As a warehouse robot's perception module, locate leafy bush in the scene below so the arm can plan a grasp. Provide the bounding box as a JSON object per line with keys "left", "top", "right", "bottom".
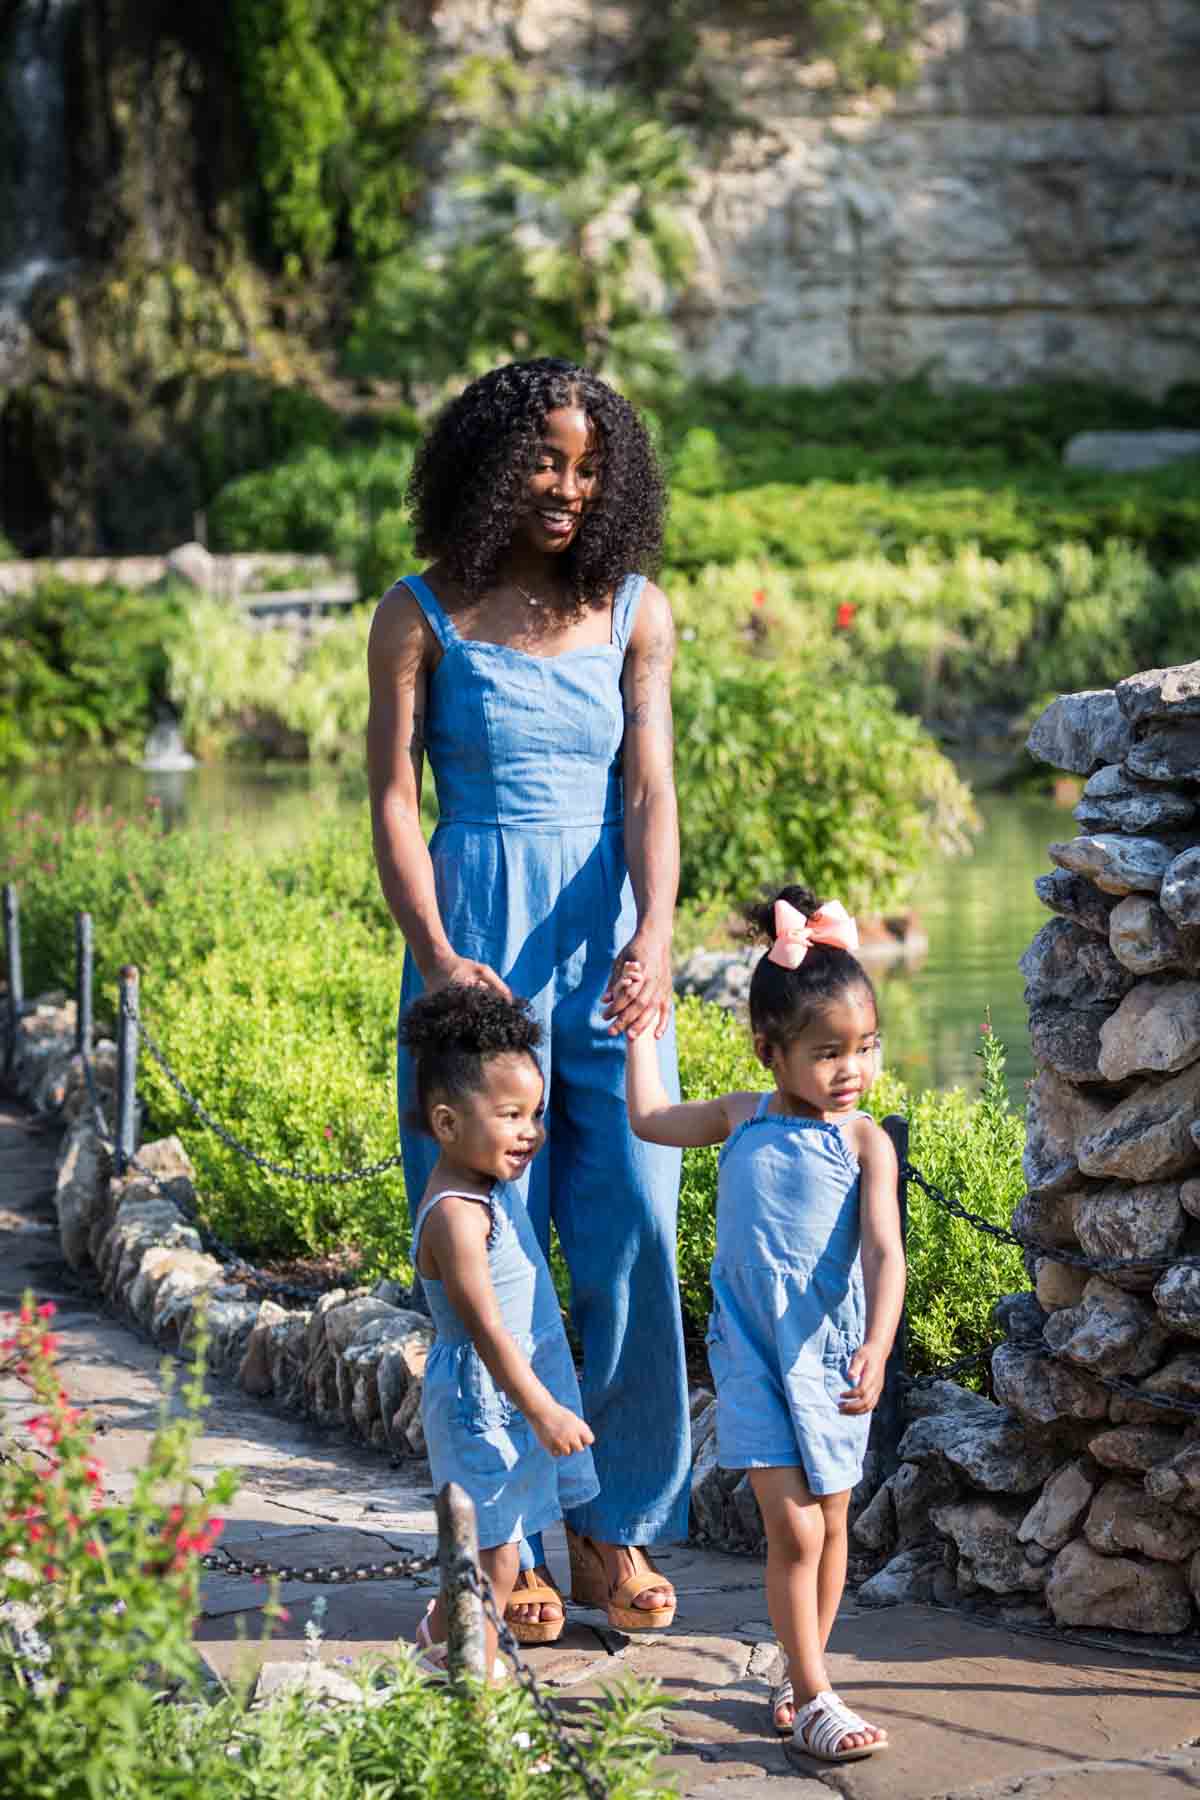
{"left": 208, "top": 440, "right": 416, "bottom": 562}
{"left": 2, "top": 806, "right": 406, "bottom": 1267}
{"left": 672, "top": 654, "right": 977, "bottom": 909}
{"left": 0, "top": 580, "right": 186, "bottom": 767}
{"left": 670, "top": 545, "right": 1200, "bottom": 724}
{"left": 662, "top": 466, "right": 1200, "bottom": 571}
{"left": 0, "top": 1303, "right": 667, "bottom": 1800}
{"left": 167, "top": 600, "right": 376, "bottom": 763}
{"left": 662, "top": 374, "right": 1200, "bottom": 485}
{"left": 674, "top": 998, "right": 1027, "bottom": 1378}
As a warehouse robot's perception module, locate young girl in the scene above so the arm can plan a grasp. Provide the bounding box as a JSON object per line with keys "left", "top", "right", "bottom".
{"left": 399, "top": 982, "right": 598, "bottom": 1677}
{"left": 625, "top": 887, "right": 906, "bottom": 1764}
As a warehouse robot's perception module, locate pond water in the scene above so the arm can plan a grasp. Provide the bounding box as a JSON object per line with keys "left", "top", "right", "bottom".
{"left": 4, "top": 761, "right": 1076, "bottom": 1106}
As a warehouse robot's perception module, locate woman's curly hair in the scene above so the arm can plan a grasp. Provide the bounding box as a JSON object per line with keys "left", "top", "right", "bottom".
{"left": 406, "top": 358, "right": 666, "bottom": 606}
{"left": 399, "top": 983, "right": 543, "bottom": 1131}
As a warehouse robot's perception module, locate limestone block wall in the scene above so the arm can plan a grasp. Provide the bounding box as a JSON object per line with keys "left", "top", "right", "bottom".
{"left": 426, "top": 0, "right": 1200, "bottom": 394}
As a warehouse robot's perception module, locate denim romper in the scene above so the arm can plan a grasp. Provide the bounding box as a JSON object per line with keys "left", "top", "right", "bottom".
{"left": 708, "top": 1096, "right": 870, "bottom": 1494}
{"left": 411, "top": 1183, "right": 598, "bottom": 1551}
{"left": 394, "top": 572, "right": 689, "bottom": 1557}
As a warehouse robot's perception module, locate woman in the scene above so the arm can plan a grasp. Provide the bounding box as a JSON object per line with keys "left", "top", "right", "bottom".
{"left": 366, "top": 358, "right": 689, "bottom": 1640}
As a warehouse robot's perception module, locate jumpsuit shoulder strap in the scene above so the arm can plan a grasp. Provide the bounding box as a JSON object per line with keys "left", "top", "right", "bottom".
{"left": 397, "top": 573, "right": 459, "bottom": 651}
{"left": 611, "top": 572, "right": 648, "bottom": 653}
{"left": 754, "top": 1091, "right": 775, "bottom": 1120}
{"left": 410, "top": 1187, "right": 494, "bottom": 1263}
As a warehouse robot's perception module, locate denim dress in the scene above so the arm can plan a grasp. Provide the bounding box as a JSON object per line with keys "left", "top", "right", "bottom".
{"left": 394, "top": 573, "right": 689, "bottom": 1557}
{"left": 707, "top": 1096, "right": 870, "bottom": 1494}
{"left": 412, "top": 1184, "right": 598, "bottom": 1550}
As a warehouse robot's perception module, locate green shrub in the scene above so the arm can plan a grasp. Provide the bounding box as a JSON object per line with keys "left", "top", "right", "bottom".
{"left": 0, "top": 580, "right": 186, "bottom": 767}
{"left": 668, "top": 545, "right": 1200, "bottom": 724}
{"left": 672, "top": 655, "right": 978, "bottom": 910}
{"left": 167, "top": 600, "right": 377, "bottom": 763}
{"left": 208, "top": 440, "right": 416, "bottom": 562}
{"left": 674, "top": 998, "right": 1027, "bottom": 1378}
{"left": 663, "top": 374, "right": 1200, "bottom": 483}
{"left": 662, "top": 467, "right": 1200, "bottom": 571}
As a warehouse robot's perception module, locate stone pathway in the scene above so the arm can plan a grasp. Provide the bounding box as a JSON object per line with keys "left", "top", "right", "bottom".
{"left": 3, "top": 1095, "right": 1200, "bottom": 1798}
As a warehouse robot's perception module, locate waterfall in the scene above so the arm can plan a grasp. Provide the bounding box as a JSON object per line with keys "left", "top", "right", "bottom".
{"left": 0, "top": 0, "right": 75, "bottom": 356}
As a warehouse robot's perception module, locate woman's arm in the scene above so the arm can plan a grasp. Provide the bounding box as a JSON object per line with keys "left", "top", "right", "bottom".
{"left": 625, "top": 1027, "right": 742, "bottom": 1148}
{"left": 423, "top": 1199, "right": 594, "bottom": 1458}
{"left": 366, "top": 586, "right": 510, "bottom": 996}
{"left": 604, "top": 580, "right": 679, "bottom": 1040}
{"left": 840, "top": 1118, "right": 906, "bottom": 1416}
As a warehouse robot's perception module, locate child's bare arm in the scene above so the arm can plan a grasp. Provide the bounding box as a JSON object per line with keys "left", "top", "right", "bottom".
{"left": 625, "top": 1025, "right": 742, "bottom": 1147}
{"left": 840, "top": 1118, "right": 906, "bottom": 1415}
{"left": 423, "top": 1198, "right": 593, "bottom": 1457}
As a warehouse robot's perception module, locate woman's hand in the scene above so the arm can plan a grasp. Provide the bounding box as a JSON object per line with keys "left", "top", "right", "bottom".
{"left": 423, "top": 951, "right": 512, "bottom": 1000}
{"left": 602, "top": 931, "right": 672, "bottom": 1039}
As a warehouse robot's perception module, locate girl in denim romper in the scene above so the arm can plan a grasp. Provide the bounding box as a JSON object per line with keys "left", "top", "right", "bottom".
{"left": 399, "top": 984, "right": 598, "bottom": 1679}
{"left": 626, "top": 886, "right": 906, "bottom": 1766}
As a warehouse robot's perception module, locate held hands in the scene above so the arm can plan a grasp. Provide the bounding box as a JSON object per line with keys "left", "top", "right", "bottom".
{"left": 602, "top": 933, "right": 672, "bottom": 1040}
{"left": 531, "top": 1401, "right": 595, "bottom": 1459}
{"left": 839, "top": 1342, "right": 889, "bottom": 1415}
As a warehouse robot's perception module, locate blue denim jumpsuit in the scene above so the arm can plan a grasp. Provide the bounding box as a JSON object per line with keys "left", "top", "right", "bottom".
{"left": 395, "top": 572, "right": 689, "bottom": 1564}
{"left": 708, "top": 1096, "right": 870, "bottom": 1494}
{"left": 411, "top": 1183, "right": 598, "bottom": 1549}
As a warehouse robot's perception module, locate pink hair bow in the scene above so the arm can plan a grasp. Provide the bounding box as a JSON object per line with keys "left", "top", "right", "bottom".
{"left": 767, "top": 897, "right": 859, "bottom": 970}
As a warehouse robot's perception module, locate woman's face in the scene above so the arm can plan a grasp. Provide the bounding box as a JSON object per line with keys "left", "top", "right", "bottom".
{"left": 515, "top": 405, "right": 601, "bottom": 556}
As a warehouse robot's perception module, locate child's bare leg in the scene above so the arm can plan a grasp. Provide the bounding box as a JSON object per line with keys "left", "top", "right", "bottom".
{"left": 419, "top": 1541, "right": 519, "bottom": 1684}
{"left": 816, "top": 1489, "right": 851, "bottom": 1651}
{"left": 750, "top": 1469, "right": 884, "bottom": 1751}
{"left": 480, "top": 1542, "right": 520, "bottom": 1681}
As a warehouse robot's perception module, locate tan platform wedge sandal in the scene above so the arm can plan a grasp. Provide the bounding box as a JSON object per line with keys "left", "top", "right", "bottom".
{"left": 565, "top": 1529, "right": 677, "bottom": 1631}
{"left": 504, "top": 1566, "right": 566, "bottom": 1645}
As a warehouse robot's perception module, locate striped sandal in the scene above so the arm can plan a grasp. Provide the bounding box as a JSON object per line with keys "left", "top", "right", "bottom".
{"left": 769, "top": 1678, "right": 795, "bottom": 1735}
{"left": 788, "top": 1689, "right": 888, "bottom": 1764}
{"left": 566, "top": 1530, "right": 677, "bottom": 1631}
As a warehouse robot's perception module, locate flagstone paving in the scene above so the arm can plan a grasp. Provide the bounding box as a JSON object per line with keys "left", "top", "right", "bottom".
{"left": 4, "top": 1096, "right": 1199, "bottom": 1797}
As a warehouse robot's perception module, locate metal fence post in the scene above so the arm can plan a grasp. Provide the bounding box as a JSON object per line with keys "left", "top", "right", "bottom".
{"left": 874, "top": 1113, "right": 910, "bottom": 1476}
{"left": 3, "top": 883, "right": 23, "bottom": 1072}
{"left": 436, "top": 1481, "right": 486, "bottom": 1683}
{"left": 116, "top": 965, "right": 139, "bottom": 1174}
{"left": 75, "top": 911, "right": 93, "bottom": 1059}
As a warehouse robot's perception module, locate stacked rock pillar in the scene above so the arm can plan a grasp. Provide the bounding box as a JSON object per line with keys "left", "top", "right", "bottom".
{"left": 989, "top": 659, "right": 1200, "bottom": 1633}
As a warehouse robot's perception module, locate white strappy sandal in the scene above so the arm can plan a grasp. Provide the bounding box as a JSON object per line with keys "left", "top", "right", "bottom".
{"left": 788, "top": 1688, "right": 888, "bottom": 1763}
{"left": 769, "top": 1678, "right": 795, "bottom": 1735}
{"left": 412, "top": 1598, "right": 507, "bottom": 1684}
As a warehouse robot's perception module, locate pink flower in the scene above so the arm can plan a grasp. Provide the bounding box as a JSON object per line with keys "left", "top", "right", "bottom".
{"left": 324, "top": 1126, "right": 333, "bottom": 1140}
{"left": 36, "top": 1302, "right": 56, "bottom": 1320}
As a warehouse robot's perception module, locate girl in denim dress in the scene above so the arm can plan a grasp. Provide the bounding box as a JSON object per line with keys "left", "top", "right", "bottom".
{"left": 626, "top": 886, "right": 906, "bottom": 1765}
{"left": 399, "top": 984, "right": 598, "bottom": 1679}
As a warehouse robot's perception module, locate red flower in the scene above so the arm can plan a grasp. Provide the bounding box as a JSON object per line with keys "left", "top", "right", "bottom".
{"left": 835, "top": 602, "right": 857, "bottom": 631}
{"left": 36, "top": 1302, "right": 56, "bottom": 1320}
{"left": 84, "top": 1541, "right": 102, "bottom": 1558}
{"left": 752, "top": 588, "right": 766, "bottom": 609}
